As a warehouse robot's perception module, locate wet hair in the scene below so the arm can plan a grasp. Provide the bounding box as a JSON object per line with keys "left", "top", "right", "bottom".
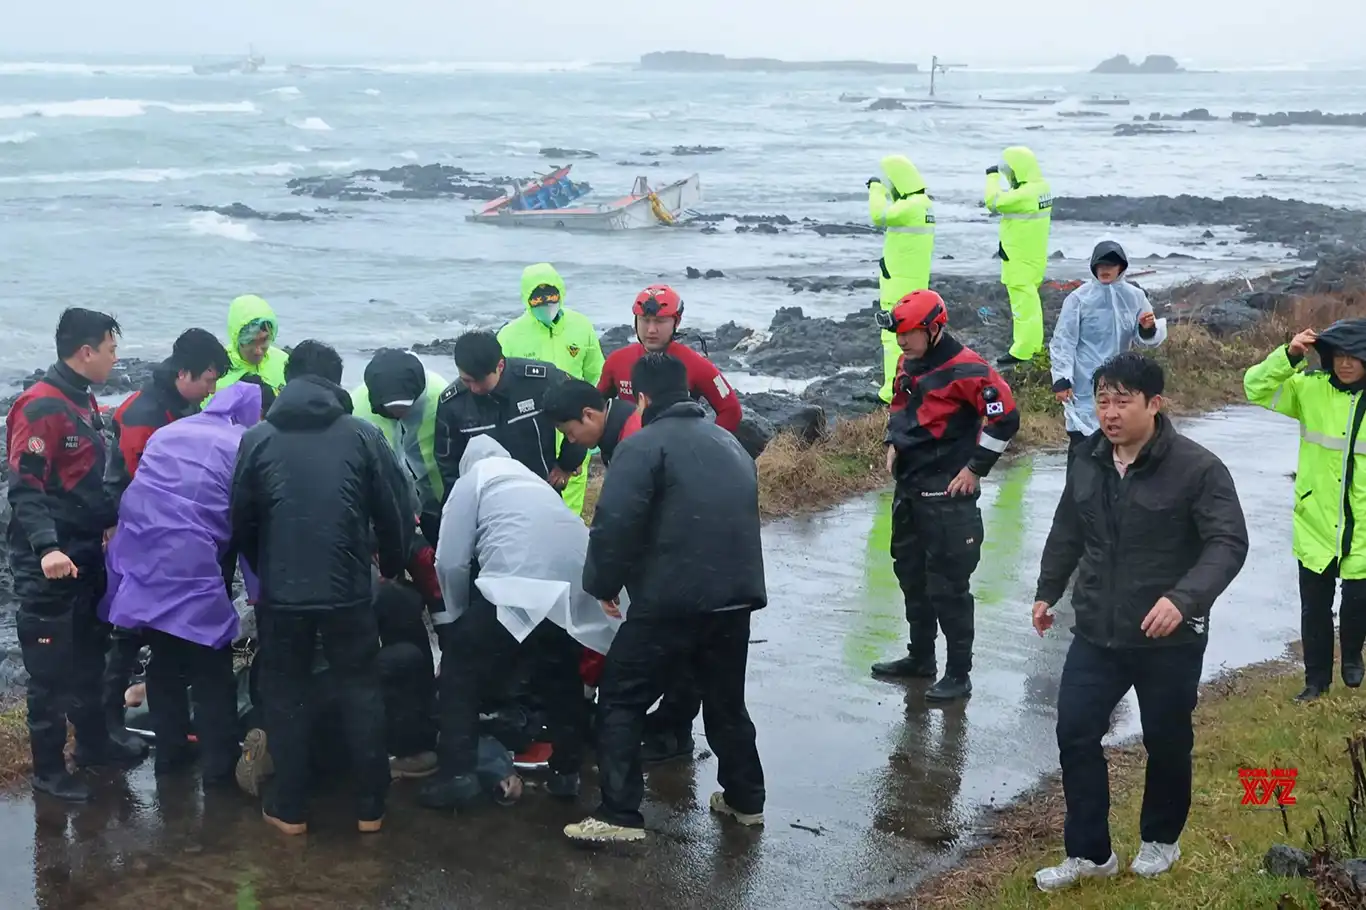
{"left": 453, "top": 331, "right": 504, "bottom": 378}
{"left": 56, "top": 307, "right": 121, "bottom": 360}
{"left": 237, "top": 373, "right": 277, "bottom": 414}
{"left": 284, "top": 339, "right": 344, "bottom": 385}
{"left": 543, "top": 378, "right": 606, "bottom": 423}
{"left": 171, "top": 327, "right": 231, "bottom": 377}
{"left": 1092, "top": 351, "right": 1165, "bottom": 399}
{"left": 631, "top": 351, "right": 689, "bottom": 401}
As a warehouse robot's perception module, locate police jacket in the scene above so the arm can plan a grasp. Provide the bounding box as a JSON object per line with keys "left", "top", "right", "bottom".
{"left": 433, "top": 357, "right": 589, "bottom": 494}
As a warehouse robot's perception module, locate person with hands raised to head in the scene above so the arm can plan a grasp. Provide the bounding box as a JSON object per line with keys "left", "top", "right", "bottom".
{"left": 1246, "top": 320, "right": 1366, "bottom": 701}
{"left": 869, "top": 290, "right": 1019, "bottom": 702}
{"left": 1032, "top": 352, "right": 1248, "bottom": 893}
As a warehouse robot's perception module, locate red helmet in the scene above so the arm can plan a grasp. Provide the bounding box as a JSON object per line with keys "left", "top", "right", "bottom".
{"left": 633, "top": 284, "right": 684, "bottom": 320}
{"left": 878, "top": 289, "right": 948, "bottom": 334}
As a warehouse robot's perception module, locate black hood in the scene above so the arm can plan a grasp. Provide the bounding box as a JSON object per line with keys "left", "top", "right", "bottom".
{"left": 1313, "top": 319, "right": 1366, "bottom": 364}
{"left": 1090, "top": 240, "right": 1129, "bottom": 277}
{"left": 267, "top": 375, "right": 353, "bottom": 430}
{"left": 364, "top": 348, "right": 426, "bottom": 418}
{"left": 642, "top": 396, "right": 703, "bottom": 427}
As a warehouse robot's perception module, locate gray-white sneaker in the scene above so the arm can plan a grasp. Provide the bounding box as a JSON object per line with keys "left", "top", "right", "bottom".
{"left": 1130, "top": 841, "right": 1181, "bottom": 877}
{"left": 1034, "top": 853, "right": 1120, "bottom": 892}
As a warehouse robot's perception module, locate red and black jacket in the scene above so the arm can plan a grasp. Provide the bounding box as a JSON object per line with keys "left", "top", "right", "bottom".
{"left": 598, "top": 340, "right": 743, "bottom": 432}
{"left": 886, "top": 332, "right": 1020, "bottom": 489}
{"left": 107, "top": 361, "right": 198, "bottom": 502}
{"left": 5, "top": 362, "right": 118, "bottom": 571}
{"left": 597, "top": 398, "right": 641, "bottom": 468}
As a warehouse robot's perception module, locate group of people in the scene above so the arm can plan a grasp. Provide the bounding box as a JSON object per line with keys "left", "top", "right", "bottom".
{"left": 4, "top": 266, "right": 763, "bottom": 848}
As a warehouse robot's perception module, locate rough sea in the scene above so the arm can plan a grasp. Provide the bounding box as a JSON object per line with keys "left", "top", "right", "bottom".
{"left": 1, "top": 58, "right": 1361, "bottom": 391}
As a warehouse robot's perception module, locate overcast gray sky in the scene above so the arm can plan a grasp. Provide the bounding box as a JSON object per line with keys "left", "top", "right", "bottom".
{"left": 0, "top": 0, "right": 1349, "bottom": 68}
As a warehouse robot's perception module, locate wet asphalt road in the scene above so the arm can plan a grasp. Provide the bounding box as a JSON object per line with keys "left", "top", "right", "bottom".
{"left": 0, "top": 406, "right": 1303, "bottom": 909}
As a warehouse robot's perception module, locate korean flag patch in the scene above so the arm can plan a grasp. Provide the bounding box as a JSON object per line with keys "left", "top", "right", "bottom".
{"left": 986, "top": 401, "right": 1005, "bottom": 416}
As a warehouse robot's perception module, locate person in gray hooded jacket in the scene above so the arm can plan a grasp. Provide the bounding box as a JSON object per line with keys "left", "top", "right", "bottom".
{"left": 1049, "top": 240, "right": 1167, "bottom": 466}
{"left": 418, "top": 435, "right": 614, "bottom": 812}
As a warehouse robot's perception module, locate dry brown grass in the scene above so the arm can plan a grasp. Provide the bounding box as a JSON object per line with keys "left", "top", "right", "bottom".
{"left": 0, "top": 703, "right": 31, "bottom": 789}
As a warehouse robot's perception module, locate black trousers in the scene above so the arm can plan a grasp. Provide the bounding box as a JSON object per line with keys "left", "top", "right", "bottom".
{"left": 15, "top": 566, "right": 112, "bottom": 777}
{"left": 889, "top": 489, "right": 983, "bottom": 677}
{"left": 1299, "top": 559, "right": 1366, "bottom": 688}
{"left": 645, "top": 672, "right": 701, "bottom": 740}
{"left": 437, "top": 589, "right": 585, "bottom": 777}
{"left": 379, "top": 642, "right": 438, "bottom": 757}
{"left": 255, "top": 604, "right": 388, "bottom": 824}
{"left": 1056, "top": 635, "right": 1205, "bottom": 863}
{"left": 144, "top": 630, "right": 238, "bottom": 782}
{"left": 594, "top": 609, "right": 765, "bottom": 829}
{"left": 102, "top": 626, "right": 144, "bottom": 721}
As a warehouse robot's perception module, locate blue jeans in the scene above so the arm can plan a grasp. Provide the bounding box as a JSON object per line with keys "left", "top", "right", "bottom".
{"left": 1056, "top": 634, "right": 1205, "bottom": 863}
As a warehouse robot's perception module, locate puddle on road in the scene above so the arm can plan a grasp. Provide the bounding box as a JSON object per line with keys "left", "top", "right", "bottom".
{"left": 0, "top": 406, "right": 1305, "bottom": 909}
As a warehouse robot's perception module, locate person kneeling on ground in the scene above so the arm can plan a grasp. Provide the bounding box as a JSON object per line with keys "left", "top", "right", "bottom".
{"left": 1032, "top": 352, "right": 1248, "bottom": 891}
{"left": 103, "top": 379, "right": 271, "bottom": 784}
{"left": 1245, "top": 319, "right": 1366, "bottom": 701}
{"left": 420, "top": 435, "right": 616, "bottom": 811}
{"left": 565, "top": 352, "right": 767, "bottom": 845}
{"left": 1049, "top": 240, "right": 1166, "bottom": 468}
{"left": 231, "top": 339, "right": 412, "bottom": 836}
{"left": 870, "top": 290, "right": 1020, "bottom": 702}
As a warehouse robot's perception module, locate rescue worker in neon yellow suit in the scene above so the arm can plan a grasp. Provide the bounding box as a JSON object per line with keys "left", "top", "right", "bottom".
{"left": 984, "top": 147, "right": 1053, "bottom": 367}
{"left": 868, "top": 155, "right": 935, "bottom": 403}
{"left": 497, "top": 263, "right": 604, "bottom": 515}
{"left": 216, "top": 294, "right": 290, "bottom": 393}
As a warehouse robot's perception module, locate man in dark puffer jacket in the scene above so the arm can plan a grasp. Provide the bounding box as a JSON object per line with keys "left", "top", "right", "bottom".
{"left": 565, "top": 352, "right": 767, "bottom": 845}
{"left": 230, "top": 339, "right": 411, "bottom": 837}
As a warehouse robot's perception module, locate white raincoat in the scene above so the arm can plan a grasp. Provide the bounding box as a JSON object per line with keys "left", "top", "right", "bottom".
{"left": 433, "top": 435, "right": 620, "bottom": 654}
{"left": 1050, "top": 266, "right": 1167, "bottom": 435}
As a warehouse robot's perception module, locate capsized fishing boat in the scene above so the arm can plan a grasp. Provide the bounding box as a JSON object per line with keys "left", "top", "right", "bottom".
{"left": 467, "top": 167, "right": 702, "bottom": 231}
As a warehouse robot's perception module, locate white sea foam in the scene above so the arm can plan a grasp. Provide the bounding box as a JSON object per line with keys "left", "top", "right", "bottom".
{"left": 398, "top": 150, "right": 419, "bottom": 161}
{"left": 0, "top": 98, "right": 258, "bottom": 120}
{"left": 261, "top": 86, "right": 302, "bottom": 97}
{"left": 187, "top": 211, "right": 258, "bottom": 242}
{"left": 362, "top": 88, "right": 382, "bottom": 96}
{"left": 0, "top": 62, "right": 194, "bottom": 77}
{"left": 289, "top": 116, "right": 333, "bottom": 131}
{"left": 0, "top": 130, "right": 37, "bottom": 144}
{"left": 0, "top": 161, "right": 297, "bottom": 185}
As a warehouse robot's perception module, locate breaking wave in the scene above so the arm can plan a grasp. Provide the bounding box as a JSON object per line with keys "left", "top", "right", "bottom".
{"left": 289, "top": 116, "right": 333, "bottom": 131}
{"left": 0, "top": 161, "right": 297, "bottom": 185}
{"left": 0, "top": 98, "right": 259, "bottom": 120}
{"left": 187, "top": 212, "right": 258, "bottom": 242}
{"left": 0, "top": 130, "right": 37, "bottom": 144}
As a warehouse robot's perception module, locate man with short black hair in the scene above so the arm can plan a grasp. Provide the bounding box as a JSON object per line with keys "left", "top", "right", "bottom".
{"left": 434, "top": 330, "right": 588, "bottom": 497}
{"left": 1032, "top": 352, "right": 1248, "bottom": 891}
{"left": 565, "top": 352, "right": 767, "bottom": 845}
{"left": 543, "top": 378, "right": 640, "bottom": 468}
{"left": 231, "top": 338, "right": 412, "bottom": 835}
{"left": 8, "top": 307, "right": 148, "bottom": 802}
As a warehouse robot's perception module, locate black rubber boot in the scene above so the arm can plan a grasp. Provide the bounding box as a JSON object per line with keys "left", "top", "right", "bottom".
{"left": 74, "top": 734, "right": 149, "bottom": 769}
{"left": 106, "top": 703, "right": 150, "bottom": 753}
{"left": 870, "top": 655, "right": 937, "bottom": 679}
{"left": 1343, "top": 657, "right": 1364, "bottom": 689}
{"left": 641, "top": 729, "right": 695, "bottom": 765}
{"left": 546, "top": 772, "right": 581, "bottom": 800}
{"left": 33, "top": 771, "right": 91, "bottom": 802}
{"left": 416, "top": 772, "right": 484, "bottom": 810}
{"left": 1295, "top": 684, "right": 1330, "bottom": 703}
{"left": 925, "top": 675, "right": 973, "bottom": 702}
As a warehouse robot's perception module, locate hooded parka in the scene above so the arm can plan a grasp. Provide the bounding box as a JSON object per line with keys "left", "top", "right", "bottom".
{"left": 217, "top": 295, "right": 289, "bottom": 393}
{"left": 870, "top": 155, "right": 935, "bottom": 403}
{"left": 985, "top": 146, "right": 1053, "bottom": 360}
{"left": 352, "top": 349, "right": 448, "bottom": 519}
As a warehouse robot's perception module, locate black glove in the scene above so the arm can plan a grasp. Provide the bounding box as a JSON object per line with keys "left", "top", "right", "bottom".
{"left": 985, "top": 166, "right": 999, "bottom": 175}
{"left": 867, "top": 177, "right": 882, "bottom": 188}
{"left": 1051, "top": 378, "right": 1073, "bottom": 394}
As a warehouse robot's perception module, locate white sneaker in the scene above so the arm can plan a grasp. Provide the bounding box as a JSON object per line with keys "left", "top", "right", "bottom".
{"left": 1130, "top": 841, "right": 1181, "bottom": 877}
{"left": 1034, "top": 853, "right": 1120, "bottom": 892}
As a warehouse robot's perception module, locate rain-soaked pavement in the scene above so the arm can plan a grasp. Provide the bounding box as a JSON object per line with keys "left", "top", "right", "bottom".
{"left": 0, "top": 406, "right": 1303, "bottom": 909}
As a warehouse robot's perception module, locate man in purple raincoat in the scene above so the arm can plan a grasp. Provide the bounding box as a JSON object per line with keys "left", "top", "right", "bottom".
{"left": 104, "top": 379, "right": 272, "bottom": 783}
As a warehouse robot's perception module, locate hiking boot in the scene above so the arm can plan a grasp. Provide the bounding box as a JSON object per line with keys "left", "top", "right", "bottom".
{"left": 416, "top": 772, "right": 483, "bottom": 811}
{"left": 870, "top": 655, "right": 937, "bottom": 679}
{"left": 74, "top": 734, "right": 148, "bottom": 769}
{"left": 546, "top": 772, "right": 580, "bottom": 800}
{"left": 709, "top": 791, "right": 764, "bottom": 827}
{"left": 390, "top": 751, "right": 439, "bottom": 780}
{"left": 33, "top": 771, "right": 91, "bottom": 803}
{"left": 642, "top": 729, "right": 695, "bottom": 765}
{"left": 262, "top": 809, "right": 307, "bottom": 836}
{"left": 563, "top": 817, "right": 646, "bottom": 844}
{"left": 235, "top": 728, "right": 274, "bottom": 797}
{"left": 1034, "top": 853, "right": 1119, "bottom": 892}
{"left": 1130, "top": 841, "right": 1181, "bottom": 877}
{"left": 925, "top": 675, "right": 972, "bottom": 702}
{"left": 1344, "top": 658, "right": 1365, "bottom": 689}
{"left": 1295, "top": 684, "right": 1329, "bottom": 703}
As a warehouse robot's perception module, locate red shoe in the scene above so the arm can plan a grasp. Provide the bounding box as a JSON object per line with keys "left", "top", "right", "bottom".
{"left": 580, "top": 649, "right": 605, "bottom": 687}
{"left": 514, "top": 741, "right": 553, "bottom": 770}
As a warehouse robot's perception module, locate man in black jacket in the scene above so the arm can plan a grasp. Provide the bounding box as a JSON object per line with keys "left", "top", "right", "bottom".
{"left": 7, "top": 308, "right": 149, "bottom": 802}
{"left": 1031, "top": 352, "right": 1248, "bottom": 892}
{"left": 434, "top": 331, "right": 588, "bottom": 497}
{"left": 543, "top": 378, "right": 640, "bottom": 468}
{"left": 564, "top": 352, "right": 767, "bottom": 845}
{"left": 230, "top": 339, "right": 411, "bottom": 836}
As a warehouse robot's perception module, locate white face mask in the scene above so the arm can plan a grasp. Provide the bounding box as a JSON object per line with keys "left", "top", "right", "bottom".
{"left": 532, "top": 302, "right": 561, "bottom": 326}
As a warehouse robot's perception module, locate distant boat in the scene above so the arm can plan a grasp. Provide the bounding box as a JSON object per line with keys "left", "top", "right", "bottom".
{"left": 978, "top": 93, "right": 1060, "bottom": 106}
{"left": 193, "top": 46, "right": 265, "bottom": 76}
{"left": 468, "top": 167, "right": 702, "bottom": 231}
{"left": 1082, "top": 94, "right": 1132, "bottom": 106}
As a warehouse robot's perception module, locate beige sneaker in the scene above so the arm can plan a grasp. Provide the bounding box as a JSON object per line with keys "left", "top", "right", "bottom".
{"left": 709, "top": 791, "right": 764, "bottom": 827}
{"left": 236, "top": 728, "right": 274, "bottom": 797}
{"left": 389, "top": 751, "right": 439, "bottom": 780}
{"left": 563, "top": 817, "right": 646, "bottom": 844}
